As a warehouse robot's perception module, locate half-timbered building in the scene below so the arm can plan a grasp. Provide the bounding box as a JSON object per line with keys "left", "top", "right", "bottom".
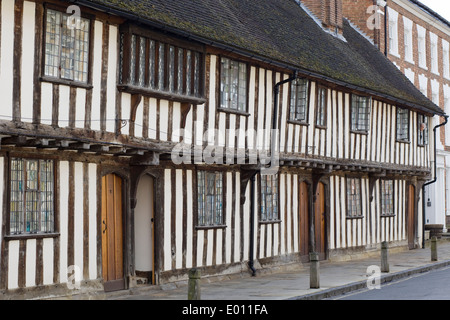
{"left": 0, "top": 0, "right": 446, "bottom": 299}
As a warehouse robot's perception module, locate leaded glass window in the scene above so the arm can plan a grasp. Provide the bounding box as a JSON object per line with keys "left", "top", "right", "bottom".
{"left": 396, "top": 108, "right": 410, "bottom": 142}
{"left": 351, "top": 95, "right": 371, "bottom": 132}
{"left": 119, "top": 33, "right": 203, "bottom": 98}
{"left": 316, "top": 87, "right": 327, "bottom": 127}
{"left": 290, "top": 78, "right": 309, "bottom": 123}
{"left": 260, "top": 174, "right": 279, "bottom": 222}
{"left": 10, "top": 158, "right": 55, "bottom": 235}
{"left": 346, "top": 178, "right": 362, "bottom": 218}
{"left": 197, "top": 171, "right": 223, "bottom": 227}
{"left": 44, "top": 9, "right": 90, "bottom": 83}
{"left": 380, "top": 180, "right": 394, "bottom": 216}
{"left": 220, "top": 57, "right": 247, "bottom": 112}
{"left": 418, "top": 114, "right": 429, "bottom": 146}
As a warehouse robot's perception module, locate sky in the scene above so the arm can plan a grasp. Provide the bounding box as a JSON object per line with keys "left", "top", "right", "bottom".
{"left": 419, "top": 0, "right": 450, "bottom": 22}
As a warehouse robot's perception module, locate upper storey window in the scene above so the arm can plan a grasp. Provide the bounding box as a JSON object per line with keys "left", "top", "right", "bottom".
{"left": 44, "top": 8, "right": 90, "bottom": 83}
{"left": 119, "top": 26, "right": 205, "bottom": 102}
{"left": 351, "top": 94, "right": 371, "bottom": 133}
{"left": 220, "top": 57, "right": 248, "bottom": 112}
{"left": 289, "top": 78, "right": 309, "bottom": 123}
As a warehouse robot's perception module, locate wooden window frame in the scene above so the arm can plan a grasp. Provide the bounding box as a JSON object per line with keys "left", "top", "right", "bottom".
{"left": 288, "top": 78, "right": 310, "bottom": 125}
{"left": 380, "top": 179, "right": 395, "bottom": 217}
{"left": 350, "top": 94, "right": 371, "bottom": 134}
{"left": 315, "top": 85, "right": 328, "bottom": 129}
{"left": 259, "top": 174, "right": 281, "bottom": 224}
{"left": 196, "top": 170, "right": 226, "bottom": 229}
{"left": 118, "top": 24, "right": 206, "bottom": 105}
{"left": 40, "top": 3, "right": 94, "bottom": 89}
{"left": 417, "top": 114, "right": 429, "bottom": 147}
{"left": 396, "top": 107, "right": 410, "bottom": 143}
{"left": 346, "top": 177, "right": 363, "bottom": 219}
{"left": 6, "top": 156, "right": 59, "bottom": 239}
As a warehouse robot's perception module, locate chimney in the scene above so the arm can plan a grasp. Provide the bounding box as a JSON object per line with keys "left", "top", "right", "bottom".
{"left": 302, "top": 0, "right": 344, "bottom": 35}
{"left": 342, "top": 0, "right": 387, "bottom": 50}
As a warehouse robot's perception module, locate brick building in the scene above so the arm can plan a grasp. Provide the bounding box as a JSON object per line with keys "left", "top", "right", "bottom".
{"left": 330, "top": 0, "right": 450, "bottom": 231}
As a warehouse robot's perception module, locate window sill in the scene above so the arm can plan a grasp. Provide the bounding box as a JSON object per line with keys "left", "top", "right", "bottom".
{"left": 315, "top": 125, "right": 327, "bottom": 130}
{"left": 216, "top": 107, "right": 250, "bottom": 117}
{"left": 396, "top": 139, "right": 411, "bottom": 144}
{"left": 418, "top": 143, "right": 428, "bottom": 148}
{"left": 259, "top": 220, "right": 282, "bottom": 225}
{"left": 287, "top": 120, "right": 309, "bottom": 126}
{"left": 118, "top": 84, "right": 207, "bottom": 105}
{"left": 381, "top": 214, "right": 396, "bottom": 218}
{"left": 346, "top": 215, "right": 364, "bottom": 220}
{"left": 40, "top": 76, "right": 93, "bottom": 89}
{"left": 4, "top": 232, "right": 60, "bottom": 241}
{"left": 350, "top": 130, "right": 368, "bottom": 135}
{"left": 195, "top": 225, "right": 227, "bottom": 230}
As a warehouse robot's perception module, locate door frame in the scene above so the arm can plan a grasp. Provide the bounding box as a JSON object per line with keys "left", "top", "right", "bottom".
{"left": 130, "top": 167, "right": 163, "bottom": 285}
{"left": 100, "top": 168, "right": 129, "bottom": 292}
{"left": 133, "top": 172, "right": 157, "bottom": 285}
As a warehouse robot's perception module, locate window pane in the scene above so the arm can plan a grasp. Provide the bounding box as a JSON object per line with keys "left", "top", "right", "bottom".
{"left": 10, "top": 159, "right": 24, "bottom": 234}
{"left": 221, "top": 57, "right": 246, "bottom": 111}
{"left": 316, "top": 87, "right": 326, "bottom": 126}
{"left": 168, "top": 46, "right": 175, "bottom": 92}
{"left": 158, "top": 44, "right": 165, "bottom": 90}
{"left": 260, "top": 174, "right": 278, "bottom": 221}
{"left": 149, "top": 40, "right": 156, "bottom": 88}
{"left": 290, "top": 78, "right": 309, "bottom": 122}
{"left": 138, "top": 37, "right": 147, "bottom": 87}
{"left": 347, "top": 178, "right": 361, "bottom": 217}
{"left": 197, "top": 171, "right": 223, "bottom": 226}
{"left": 10, "top": 159, "right": 54, "bottom": 235}
{"left": 177, "top": 48, "right": 184, "bottom": 94}
{"left": 44, "top": 10, "right": 61, "bottom": 78}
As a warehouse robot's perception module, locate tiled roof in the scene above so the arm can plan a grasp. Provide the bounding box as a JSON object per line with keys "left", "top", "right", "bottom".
{"left": 80, "top": 0, "right": 444, "bottom": 115}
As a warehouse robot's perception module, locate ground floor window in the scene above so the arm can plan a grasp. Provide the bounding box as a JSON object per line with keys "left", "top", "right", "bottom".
{"left": 10, "top": 158, "right": 55, "bottom": 235}
{"left": 197, "top": 171, "right": 224, "bottom": 227}
{"left": 346, "top": 177, "right": 362, "bottom": 218}
{"left": 380, "top": 180, "right": 394, "bottom": 216}
{"left": 260, "top": 174, "right": 279, "bottom": 222}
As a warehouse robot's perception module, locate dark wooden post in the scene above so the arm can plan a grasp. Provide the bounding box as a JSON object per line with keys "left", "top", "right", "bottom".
{"left": 188, "top": 268, "right": 201, "bottom": 300}
{"left": 310, "top": 252, "right": 320, "bottom": 289}
{"left": 431, "top": 237, "right": 438, "bottom": 262}
{"left": 381, "top": 241, "right": 389, "bottom": 273}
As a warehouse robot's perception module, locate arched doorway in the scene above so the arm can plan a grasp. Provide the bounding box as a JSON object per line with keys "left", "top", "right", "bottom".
{"left": 134, "top": 174, "right": 155, "bottom": 284}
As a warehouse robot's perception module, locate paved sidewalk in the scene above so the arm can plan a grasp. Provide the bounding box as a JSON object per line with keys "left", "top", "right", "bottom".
{"left": 107, "top": 239, "right": 450, "bottom": 300}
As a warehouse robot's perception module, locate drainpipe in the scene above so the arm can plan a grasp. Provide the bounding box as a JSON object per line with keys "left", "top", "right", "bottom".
{"left": 384, "top": 4, "right": 388, "bottom": 57}
{"left": 248, "top": 173, "right": 257, "bottom": 276}
{"left": 422, "top": 115, "right": 448, "bottom": 249}
{"left": 271, "top": 72, "right": 298, "bottom": 167}
{"left": 248, "top": 72, "right": 298, "bottom": 276}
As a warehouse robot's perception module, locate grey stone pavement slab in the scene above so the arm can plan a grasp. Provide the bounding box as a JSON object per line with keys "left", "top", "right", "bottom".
{"left": 105, "top": 240, "right": 450, "bottom": 301}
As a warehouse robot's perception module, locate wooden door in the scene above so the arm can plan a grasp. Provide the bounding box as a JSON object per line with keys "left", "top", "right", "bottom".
{"left": 299, "top": 181, "right": 310, "bottom": 261}
{"left": 314, "top": 182, "right": 326, "bottom": 260}
{"left": 101, "top": 174, "right": 125, "bottom": 292}
{"left": 408, "top": 185, "right": 415, "bottom": 250}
